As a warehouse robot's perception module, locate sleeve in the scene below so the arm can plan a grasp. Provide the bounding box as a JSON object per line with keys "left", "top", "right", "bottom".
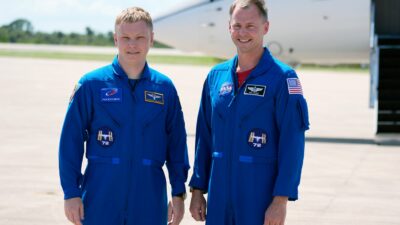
{"left": 58, "top": 77, "right": 92, "bottom": 200}
{"left": 165, "top": 85, "right": 190, "bottom": 196}
{"left": 189, "top": 78, "right": 213, "bottom": 192}
{"left": 273, "top": 71, "right": 310, "bottom": 201}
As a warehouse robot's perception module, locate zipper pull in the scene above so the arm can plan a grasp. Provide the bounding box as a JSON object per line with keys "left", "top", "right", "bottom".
{"left": 228, "top": 95, "right": 236, "bottom": 107}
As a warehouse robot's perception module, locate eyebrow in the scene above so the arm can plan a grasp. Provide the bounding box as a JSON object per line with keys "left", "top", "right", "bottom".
{"left": 120, "top": 32, "right": 146, "bottom": 36}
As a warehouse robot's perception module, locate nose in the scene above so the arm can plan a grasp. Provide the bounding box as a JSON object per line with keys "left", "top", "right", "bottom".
{"left": 235, "top": 27, "right": 248, "bottom": 37}
{"left": 127, "top": 39, "right": 137, "bottom": 47}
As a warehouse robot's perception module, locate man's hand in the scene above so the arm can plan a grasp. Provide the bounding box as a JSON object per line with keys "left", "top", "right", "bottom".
{"left": 64, "top": 197, "right": 84, "bottom": 225}
{"left": 168, "top": 196, "right": 185, "bottom": 225}
{"left": 189, "top": 189, "right": 206, "bottom": 221}
{"left": 264, "top": 196, "right": 288, "bottom": 225}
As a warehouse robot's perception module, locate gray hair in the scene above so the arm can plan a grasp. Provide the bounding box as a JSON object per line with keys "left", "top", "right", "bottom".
{"left": 229, "top": 0, "right": 268, "bottom": 21}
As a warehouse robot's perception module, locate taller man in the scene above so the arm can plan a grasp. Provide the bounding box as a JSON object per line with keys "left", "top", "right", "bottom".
{"left": 59, "top": 7, "right": 189, "bottom": 225}
{"left": 189, "top": 1, "right": 310, "bottom": 225}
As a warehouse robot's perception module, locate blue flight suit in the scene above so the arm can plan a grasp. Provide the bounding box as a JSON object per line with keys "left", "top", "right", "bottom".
{"left": 59, "top": 56, "right": 189, "bottom": 225}
{"left": 189, "top": 48, "right": 310, "bottom": 225}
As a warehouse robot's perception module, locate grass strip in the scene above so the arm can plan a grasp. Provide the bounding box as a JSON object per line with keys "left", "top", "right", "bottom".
{"left": 0, "top": 49, "right": 224, "bottom": 66}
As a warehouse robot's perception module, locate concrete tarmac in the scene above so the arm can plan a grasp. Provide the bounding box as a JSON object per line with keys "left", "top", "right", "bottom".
{"left": 0, "top": 57, "right": 399, "bottom": 225}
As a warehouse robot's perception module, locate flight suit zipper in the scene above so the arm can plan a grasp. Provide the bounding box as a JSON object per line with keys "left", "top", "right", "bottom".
{"left": 123, "top": 79, "right": 140, "bottom": 224}
{"left": 226, "top": 75, "right": 255, "bottom": 222}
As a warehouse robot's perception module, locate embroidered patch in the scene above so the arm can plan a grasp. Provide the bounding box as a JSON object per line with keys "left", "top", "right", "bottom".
{"left": 97, "top": 127, "right": 114, "bottom": 147}
{"left": 101, "top": 88, "right": 122, "bottom": 102}
{"left": 247, "top": 129, "right": 267, "bottom": 149}
{"left": 244, "top": 84, "right": 266, "bottom": 97}
{"left": 287, "top": 78, "right": 303, "bottom": 95}
{"left": 219, "top": 82, "right": 233, "bottom": 96}
{"left": 69, "top": 83, "right": 81, "bottom": 103}
{"left": 145, "top": 91, "right": 164, "bottom": 105}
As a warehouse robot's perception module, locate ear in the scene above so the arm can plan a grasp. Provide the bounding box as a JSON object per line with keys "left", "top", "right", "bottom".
{"left": 113, "top": 32, "right": 118, "bottom": 46}
{"left": 263, "top": 21, "right": 270, "bottom": 35}
{"left": 150, "top": 31, "right": 154, "bottom": 47}
{"left": 228, "top": 20, "right": 232, "bottom": 33}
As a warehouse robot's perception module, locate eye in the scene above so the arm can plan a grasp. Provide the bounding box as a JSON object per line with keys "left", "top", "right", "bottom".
{"left": 232, "top": 24, "right": 241, "bottom": 30}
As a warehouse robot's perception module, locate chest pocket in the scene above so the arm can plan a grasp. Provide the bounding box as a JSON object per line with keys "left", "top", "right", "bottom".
{"left": 137, "top": 89, "right": 167, "bottom": 162}
{"left": 138, "top": 100, "right": 165, "bottom": 129}
{"left": 211, "top": 87, "right": 234, "bottom": 120}
{"left": 137, "top": 90, "right": 165, "bottom": 129}
{"left": 240, "top": 97, "right": 274, "bottom": 121}
{"left": 238, "top": 85, "right": 274, "bottom": 122}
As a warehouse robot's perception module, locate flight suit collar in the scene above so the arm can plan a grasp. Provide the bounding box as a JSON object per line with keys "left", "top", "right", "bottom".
{"left": 111, "top": 55, "right": 151, "bottom": 80}
{"left": 229, "top": 47, "right": 274, "bottom": 80}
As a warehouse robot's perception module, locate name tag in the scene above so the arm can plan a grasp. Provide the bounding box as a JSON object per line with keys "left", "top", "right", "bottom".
{"left": 244, "top": 84, "right": 266, "bottom": 97}
{"left": 145, "top": 91, "right": 164, "bottom": 105}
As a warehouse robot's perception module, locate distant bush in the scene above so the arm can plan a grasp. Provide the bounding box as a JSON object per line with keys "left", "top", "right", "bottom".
{"left": 0, "top": 18, "right": 170, "bottom": 48}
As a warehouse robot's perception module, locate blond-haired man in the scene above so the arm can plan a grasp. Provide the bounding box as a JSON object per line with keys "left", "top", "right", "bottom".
{"left": 59, "top": 7, "right": 189, "bottom": 225}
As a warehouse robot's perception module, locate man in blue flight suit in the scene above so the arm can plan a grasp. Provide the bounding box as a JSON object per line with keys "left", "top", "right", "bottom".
{"left": 189, "top": 0, "right": 310, "bottom": 225}
{"left": 59, "top": 7, "right": 189, "bottom": 225}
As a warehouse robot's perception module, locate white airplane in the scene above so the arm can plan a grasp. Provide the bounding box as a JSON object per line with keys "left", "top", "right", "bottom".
{"left": 153, "top": 0, "right": 370, "bottom": 65}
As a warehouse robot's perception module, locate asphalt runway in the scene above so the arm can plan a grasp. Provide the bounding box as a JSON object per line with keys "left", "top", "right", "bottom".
{"left": 0, "top": 57, "right": 399, "bottom": 225}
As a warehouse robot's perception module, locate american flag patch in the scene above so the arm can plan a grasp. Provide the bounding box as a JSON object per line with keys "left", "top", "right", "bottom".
{"left": 287, "top": 78, "right": 303, "bottom": 95}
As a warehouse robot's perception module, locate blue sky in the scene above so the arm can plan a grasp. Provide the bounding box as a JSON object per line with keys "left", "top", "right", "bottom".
{"left": 0, "top": 0, "right": 186, "bottom": 33}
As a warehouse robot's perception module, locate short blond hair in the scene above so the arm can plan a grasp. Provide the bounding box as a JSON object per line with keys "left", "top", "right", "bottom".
{"left": 115, "top": 7, "right": 153, "bottom": 31}
{"left": 230, "top": 0, "right": 268, "bottom": 21}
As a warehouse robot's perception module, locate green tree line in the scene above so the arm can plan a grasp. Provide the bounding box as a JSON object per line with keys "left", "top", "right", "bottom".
{"left": 0, "top": 18, "right": 169, "bottom": 48}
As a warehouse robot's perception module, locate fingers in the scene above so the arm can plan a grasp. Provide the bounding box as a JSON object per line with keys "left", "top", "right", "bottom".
{"left": 264, "top": 206, "right": 286, "bottom": 225}
{"left": 168, "top": 201, "right": 173, "bottom": 223}
{"left": 79, "top": 203, "right": 84, "bottom": 221}
{"left": 189, "top": 204, "right": 201, "bottom": 221}
{"left": 170, "top": 197, "right": 184, "bottom": 225}
{"left": 264, "top": 220, "right": 284, "bottom": 225}
{"left": 65, "top": 210, "right": 74, "bottom": 224}
{"left": 200, "top": 202, "right": 206, "bottom": 221}
{"left": 72, "top": 211, "right": 82, "bottom": 225}
{"left": 64, "top": 198, "right": 83, "bottom": 225}
{"left": 189, "top": 201, "right": 206, "bottom": 221}
{"left": 66, "top": 207, "right": 82, "bottom": 225}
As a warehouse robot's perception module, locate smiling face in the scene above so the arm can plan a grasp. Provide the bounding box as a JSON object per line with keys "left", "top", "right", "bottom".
{"left": 114, "top": 20, "right": 154, "bottom": 66}
{"left": 229, "top": 3, "right": 269, "bottom": 55}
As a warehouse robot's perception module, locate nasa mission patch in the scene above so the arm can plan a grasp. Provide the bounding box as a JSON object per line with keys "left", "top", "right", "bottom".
{"left": 219, "top": 82, "right": 233, "bottom": 96}
{"left": 247, "top": 128, "right": 268, "bottom": 149}
{"left": 97, "top": 127, "right": 114, "bottom": 147}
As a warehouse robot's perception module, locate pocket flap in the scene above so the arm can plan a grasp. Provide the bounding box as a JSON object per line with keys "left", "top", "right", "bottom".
{"left": 238, "top": 155, "right": 276, "bottom": 164}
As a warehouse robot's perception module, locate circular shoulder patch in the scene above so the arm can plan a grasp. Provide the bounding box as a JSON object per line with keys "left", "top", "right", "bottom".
{"left": 247, "top": 128, "right": 267, "bottom": 149}
{"left": 219, "top": 82, "right": 233, "bottom": 96}
{"left": 96, "top": 127, "right": 114, "bottom": 147}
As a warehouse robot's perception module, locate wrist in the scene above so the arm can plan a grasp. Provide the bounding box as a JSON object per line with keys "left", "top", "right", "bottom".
{"left": 190, "top": 187, "right": 205, "bottom": 194}
{"left": 273, "top": 196, "right": 288, "bottom": 205}
{"left": 173, "top": 192, "right": 187, "bottom": 200}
